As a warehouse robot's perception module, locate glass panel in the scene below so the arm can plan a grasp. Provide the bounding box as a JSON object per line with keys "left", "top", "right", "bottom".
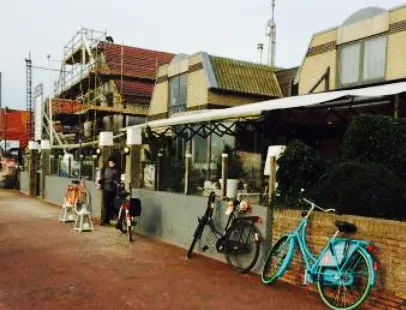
{"left": 339, "top": 43, "right": 361, "bottom": 85}
{"left": 169, "top": 76, "right": 179, "bottom": 107}
{"left": 193, "top": 135, "right": 208, "bottom": 164}
{"left": 363, "top": 36, "right": 387, "bottom": 81}
{"left": 179, "top": 74, "right": 188, "bottom": 105}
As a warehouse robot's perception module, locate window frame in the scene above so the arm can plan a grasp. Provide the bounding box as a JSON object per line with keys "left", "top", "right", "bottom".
{"left": 168, "top": 73, "right": 188, "bottom": 114}
{"left": 337, "top": 34, "right": 387, "bottom": 88}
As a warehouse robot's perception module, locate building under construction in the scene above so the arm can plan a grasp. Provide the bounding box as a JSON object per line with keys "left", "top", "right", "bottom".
{"left": 47, "top": 28, "right": 174, "bottom": 149}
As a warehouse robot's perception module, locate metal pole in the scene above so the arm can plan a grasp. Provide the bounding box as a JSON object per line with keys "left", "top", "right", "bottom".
{"left": 221, "top": 153, "right": 228, "bottom": 198}
{"left": 79, "top": 139, "right": 82, "bottom": 177}
{"left": 184, "top": 153, "right": 192, "bottom": 195}
{"left": 268, "top": 156, "right": 277, "bottom": 204}
{"left": 156, "top": 153, "right": 163, "bottom": 191}
{"left": 4, "top": 108, "right": 7, "bottom": 152}
{"left": 47, "top": 55, "right": 53, "bottom": 146}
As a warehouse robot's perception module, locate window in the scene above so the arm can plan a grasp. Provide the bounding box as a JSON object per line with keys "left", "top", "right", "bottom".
{"left": 193, "top": 135, "right": 208, "bottom": 164}
{"left": 338, "top": 35, "right": 387, "bottom": 86}
{"left": 169, "top": 74, "right": 187, "bottom": 113}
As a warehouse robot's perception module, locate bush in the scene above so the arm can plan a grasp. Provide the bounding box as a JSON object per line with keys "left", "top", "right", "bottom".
{"left": 308, "top": 162, "right": 406, "bottom": 221}
{"left": 276, "top": 140, "right": 326, "bottom": 205}
{"left": 342, "top": 115, "right": 406, "bottom": 179}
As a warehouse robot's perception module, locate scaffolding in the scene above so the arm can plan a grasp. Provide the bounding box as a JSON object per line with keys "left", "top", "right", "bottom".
{"left": 25, "top": 53, "right": 34, "bottom": 143}
{"left": 55, "top": 28, "right": 107, "bottom": 98}
{"left": 48, "top": 27, "right": 171, "bottom": 150}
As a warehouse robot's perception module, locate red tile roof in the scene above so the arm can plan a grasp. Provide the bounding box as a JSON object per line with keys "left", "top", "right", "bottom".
{"left": 114, "top": 79, "right": 154, "bottom": 98}
{"left": 99, "top": 43, "right": 174, "bottom": 79}
{"left": 0, "top": 109, "right": 30, "bottom": 147}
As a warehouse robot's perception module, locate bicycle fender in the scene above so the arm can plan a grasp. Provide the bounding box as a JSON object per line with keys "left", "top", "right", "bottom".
{"left": 357, "top": 246, "right": 376, "bottom": 287}
{"left": 320, "top": 239, "right": 376, "bottom": 287}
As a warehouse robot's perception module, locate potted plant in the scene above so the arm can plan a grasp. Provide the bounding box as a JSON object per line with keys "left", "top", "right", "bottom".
{"left": 218, "top": 144, "right": 245, "bottom": 198}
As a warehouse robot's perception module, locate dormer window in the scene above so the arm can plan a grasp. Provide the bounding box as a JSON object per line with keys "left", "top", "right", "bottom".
{"left": 338, "top": 35, "right": 387, "bottom": 86}
{"left": 169, "top": 74, "right": 187, "bottom": 114}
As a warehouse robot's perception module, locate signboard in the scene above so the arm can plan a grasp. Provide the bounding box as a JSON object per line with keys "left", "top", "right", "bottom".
{"left": 34, "top": 84, "right": 44, "bottom": 141}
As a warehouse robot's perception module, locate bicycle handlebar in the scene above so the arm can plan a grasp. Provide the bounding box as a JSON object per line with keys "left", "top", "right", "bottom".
{"left": 302, "top": 198, "right": 336, "bottom": 214}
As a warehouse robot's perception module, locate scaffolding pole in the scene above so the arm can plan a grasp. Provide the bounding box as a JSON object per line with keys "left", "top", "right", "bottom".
{"left": 25, "top": 53, "right": 33, "bottom": 143}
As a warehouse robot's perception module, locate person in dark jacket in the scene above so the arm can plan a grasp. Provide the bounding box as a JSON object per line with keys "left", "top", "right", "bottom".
{"left": 99, "top": 156, "right": 121, "bottom": 226}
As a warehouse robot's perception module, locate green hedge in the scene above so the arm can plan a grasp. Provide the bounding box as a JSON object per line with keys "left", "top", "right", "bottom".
{"left": 342, "top": 115, "right": 406, "bottom": 179}
{"left": 308, "top": 162, "right": 406, "bottom": 221}
{"left": 276, "top": 140, "right": 326, "bottom": 205}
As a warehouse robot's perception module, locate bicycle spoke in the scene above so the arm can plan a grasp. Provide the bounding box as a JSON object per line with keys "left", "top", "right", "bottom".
{"left": 318, "top": 248, "right": 372, "bottom": 309}
{"left": 225, "top": 223, "right": 260, "bottom": 273}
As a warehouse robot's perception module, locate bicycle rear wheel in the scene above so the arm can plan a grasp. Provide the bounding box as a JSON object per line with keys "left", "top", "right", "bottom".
{"left": 317, "top": 248, "right": 373, "bottom": 310}
{"left": 224, "top": 222, "right": 260, "bottom": 274}
{"left": 261, "top": 235, "right": 291, "bottom": 284}
{"left": 78, "top": 188, "right": 91, "bottom": 208}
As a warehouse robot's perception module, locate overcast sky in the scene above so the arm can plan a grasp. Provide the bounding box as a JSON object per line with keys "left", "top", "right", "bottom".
{"left": 1, "top": 0, "right": 405, "bottom": 110}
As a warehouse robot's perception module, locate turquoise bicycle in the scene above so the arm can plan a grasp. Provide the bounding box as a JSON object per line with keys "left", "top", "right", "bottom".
{"left": 262, "top": 197, "right": 378, "bottom": 310}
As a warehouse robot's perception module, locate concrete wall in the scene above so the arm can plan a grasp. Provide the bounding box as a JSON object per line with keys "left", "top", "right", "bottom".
{"left": 337, "top": 12, "right": 389, "bottom": 45}
{"left": 386, "top": 30, "right": 406, "bottom": 80}
{"left": 132, "top": 188, "right": 271, "bottom": 273}
{"left": 299, "top": 50, "right": 337, "bottom": 95}
{"left": 273, "top": 208, "right": 406, "bottom": 308}
{"left": 19, "top": 171, "right": 29, "bottom": 195}
{"left": 187, "top": 70, "right": 209, "bottom": 108}
{"left": 44, "top": 175, "right": 101, "bottom": 218}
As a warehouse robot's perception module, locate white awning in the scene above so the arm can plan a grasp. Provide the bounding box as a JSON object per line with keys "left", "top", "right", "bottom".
{"left": 125, "top": 81, "right": 406, "bottom": 130}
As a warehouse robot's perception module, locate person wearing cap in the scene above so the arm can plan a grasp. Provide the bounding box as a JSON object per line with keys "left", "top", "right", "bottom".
{"left": 98, "top": 156, "right": 121, "bottom": 226}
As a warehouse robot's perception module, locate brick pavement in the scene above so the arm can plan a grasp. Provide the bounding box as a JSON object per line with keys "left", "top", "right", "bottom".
{"left": 0, "top": 190, "right": 325, "bottom": 310}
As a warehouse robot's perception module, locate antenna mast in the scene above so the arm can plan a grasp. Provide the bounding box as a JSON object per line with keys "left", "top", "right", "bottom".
{"left": 266, "top": 0, "right": 276, "bottom": 67}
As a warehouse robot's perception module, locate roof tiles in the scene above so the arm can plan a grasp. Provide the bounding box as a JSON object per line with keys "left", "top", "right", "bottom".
{"left": 100, "top": 43, "right": 174, "bottom": 79}
{"left": 209, "top": 56, "right": 282, "bottom": 98}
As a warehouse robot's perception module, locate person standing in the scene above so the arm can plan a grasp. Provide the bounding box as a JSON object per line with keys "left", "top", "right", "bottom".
{"left": 98, "top": 156, "right": 121, "bottom": 226}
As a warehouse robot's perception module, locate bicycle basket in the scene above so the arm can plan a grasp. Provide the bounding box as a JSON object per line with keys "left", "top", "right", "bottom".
{"left": 129, "top": 198, "right": 142, "bottom": 217}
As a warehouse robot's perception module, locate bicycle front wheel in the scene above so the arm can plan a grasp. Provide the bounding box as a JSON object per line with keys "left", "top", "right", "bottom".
{"left": 128, "top": 226, "right": 133, "bottom": 242}
{"left": 317, "top": 248, "right": 373, "bottom": 310}
{"left": 224, "top": 222, "right": 261, "bottom": 274}
{"left": 261, "top": 235, "right": 292, "bottom": 284}
{"left": 186, "top": 220, "right": 205, "bottom": 259}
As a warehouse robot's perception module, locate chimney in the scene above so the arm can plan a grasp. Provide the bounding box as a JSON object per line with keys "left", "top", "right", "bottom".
{"left": 257, "top": 43, "right": 264, "bottom": 64}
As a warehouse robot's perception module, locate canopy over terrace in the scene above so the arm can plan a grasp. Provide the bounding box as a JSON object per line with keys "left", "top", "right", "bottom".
{"left": 124, "top": 81, "right": 406, "bottom": 142}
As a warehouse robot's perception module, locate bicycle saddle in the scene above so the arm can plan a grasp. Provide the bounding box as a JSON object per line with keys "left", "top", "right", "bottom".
{"left": 335, "top": 221, "right": 357, "bottom": 234}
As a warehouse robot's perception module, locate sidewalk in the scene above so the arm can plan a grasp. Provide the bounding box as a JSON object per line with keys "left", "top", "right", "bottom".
{"left": 0, "top": 190, "right": 325, "bottom": 310}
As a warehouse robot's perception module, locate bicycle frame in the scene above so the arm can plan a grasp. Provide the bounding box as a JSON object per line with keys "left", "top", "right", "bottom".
{"left": 275, "top": 214, "right": 376, "bottom": 287}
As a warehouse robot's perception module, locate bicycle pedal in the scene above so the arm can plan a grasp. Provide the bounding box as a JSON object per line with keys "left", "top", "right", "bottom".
{"left": 202, "top": 245, "right": 209, "bottom": 252}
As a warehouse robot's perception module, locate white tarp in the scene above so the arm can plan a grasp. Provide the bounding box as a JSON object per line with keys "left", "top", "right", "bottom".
{"left": 125, "top": 81, "right": 406, "bottom": 130}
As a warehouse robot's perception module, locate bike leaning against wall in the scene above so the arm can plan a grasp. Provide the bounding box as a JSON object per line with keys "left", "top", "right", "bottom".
{"left": 114, "top": 182, "right": 142, "bottom": 242}
{"left": 186, "top": 191, "right": 262, "bottom": 274}
{"left": 261, "top": 193, "right": 378, "bottom": 310}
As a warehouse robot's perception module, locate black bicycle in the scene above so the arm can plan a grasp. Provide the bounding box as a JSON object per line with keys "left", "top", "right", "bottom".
{"left": 186, "top": 191, "right": 262, "bottom": 273}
